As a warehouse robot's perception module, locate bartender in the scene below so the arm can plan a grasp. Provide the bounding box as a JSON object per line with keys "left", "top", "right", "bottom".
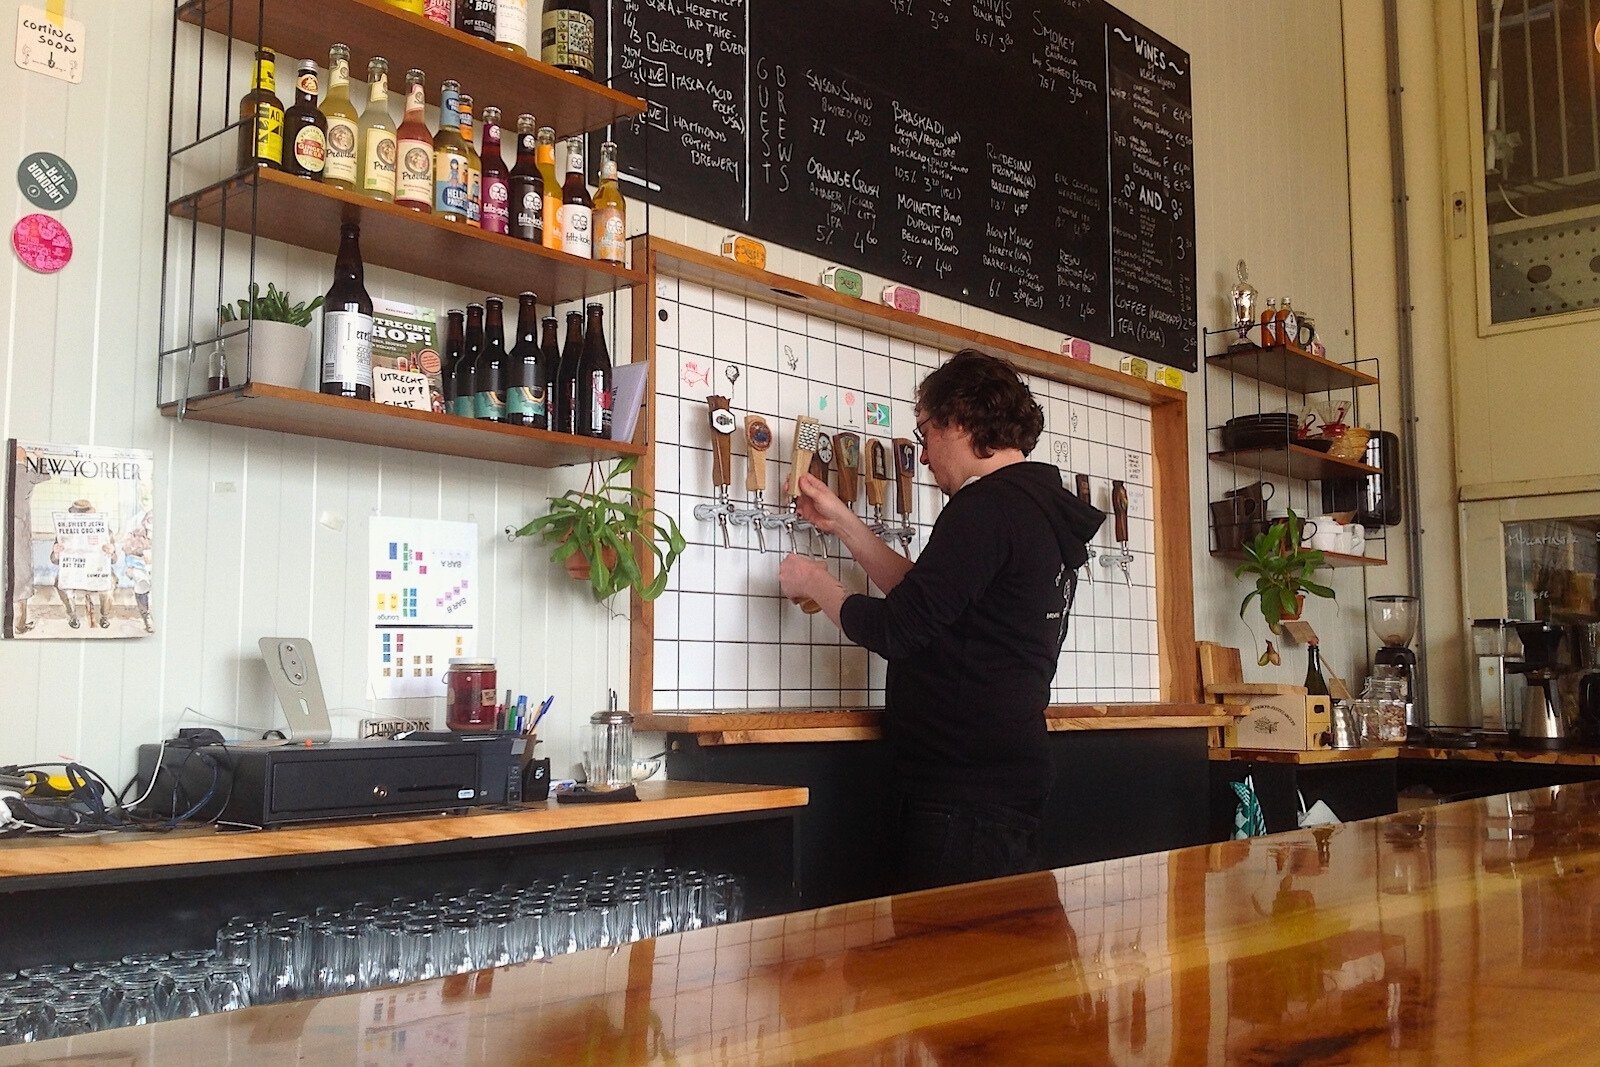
{"left": 779, "top": 349, "right": 1104, "bottom": 891}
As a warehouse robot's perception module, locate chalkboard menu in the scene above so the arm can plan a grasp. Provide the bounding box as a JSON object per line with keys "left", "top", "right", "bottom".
{"left": 600, "top": 0, "right": 1197, "bottom": 370}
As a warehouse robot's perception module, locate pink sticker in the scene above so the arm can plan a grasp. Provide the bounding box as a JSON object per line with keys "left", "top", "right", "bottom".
{"left": 12, "top": 213, "right": 72, "bottom": 273}
{"left": 1061, "top": 337, "right": 1091, "bottom": 362}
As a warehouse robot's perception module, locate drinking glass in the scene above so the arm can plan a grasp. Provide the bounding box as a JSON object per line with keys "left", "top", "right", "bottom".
{"left": 475, "top": 907, "right": 517, "bottom": 969}
{"left": 547, "top": 895, "right": 585, "bottom": 957}
{"left": 254, "top": 924, "right": 300, "bottom": 1003}
{"left": 401, "top": 918, "right": 440, "bottom": 982}
{"left": 615, "top": 888, "right": 653, "bottom": 944}
{"left": 679, "top": 872, "right": 709, "bottom": 932}
{"left": 50, "top": 993, "right": 105, "bottom": 1038}
{"left": 710, "top": 874, "right": 745, "bottom": 926}
{"left": 435, "top": 915, "right": 477, "bottom": 976}
{"left": 165, "top": 968, "right": 212, "bottom": 1020}
{"left": 108, "top": 971, "right": 165, "bottom": 1028}
{"left": 517, "top": 892, "right": 552, "bottom": 961}
{"left": 2, "top": 990, "right": 53, "bottom": 1044}
{"left": 362, "top": 918, "right": 408, "bottom": 990}
{"left": 207, "top": 963, "right": 252, "bottom": 1012}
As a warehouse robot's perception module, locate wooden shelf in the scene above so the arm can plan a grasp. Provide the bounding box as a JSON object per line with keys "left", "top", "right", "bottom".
{"left": 159, "top": 383, "right": 646, "bottom": 468}
{"left": 1207, "top": 342, "right": 1378, "bottom": 393}
{"left": 176, "top": 0, "right": 643, "bottom": 139}
{"left": 1210, "top": 443, "right": 1380, "bottom": 481}
{"left": 1211, "top": 548, "right": 1387, "bottom": 569}
{"left": 173, "top": 169, "right": 643, "bottom": 304}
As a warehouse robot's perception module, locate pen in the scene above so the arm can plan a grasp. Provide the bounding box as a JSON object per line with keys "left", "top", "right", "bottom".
{"left": 532, "top": 695, "right": 554, "bottom": 729}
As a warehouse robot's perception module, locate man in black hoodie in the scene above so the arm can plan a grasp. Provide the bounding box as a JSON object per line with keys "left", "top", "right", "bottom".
{"left": 779, "top": 349, "right": 1105, "bottom": 892}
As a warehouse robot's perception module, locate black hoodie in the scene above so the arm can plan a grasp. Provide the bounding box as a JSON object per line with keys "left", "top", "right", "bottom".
{"left": 840, "top": 461, "right": 1106, "bottom": 813}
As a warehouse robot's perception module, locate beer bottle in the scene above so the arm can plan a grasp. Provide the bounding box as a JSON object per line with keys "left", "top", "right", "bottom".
{"left": 320, "top": 223, "right": 374, "bottom": 401}
{"left": 433, "top": 80, "right": 471, "bottom": 222}
{"left": 495, "top": 0, "right": 529, "bottom": 53}
{"left": 575, "top": 303, "right": 612, "bottom": 438}
{"left": 283, "top": 59, "right": 327, "bottom": 180}
{"left": 538, "top": 315, "right": 561, "bottom": 423}
{"left": 321, "top": 44, "right": 360, "bottom": 190}
{"left": 541, "top": 0, "right": 595, "bottom": 78}
{"left": 505, "top": 292, "right": 545, "bottom": 428}
{"left": 593, "top": 140, "right": 626, "bottom": 264}
{"left": 237, "top": 49, "right": 283, "bottom": 171}
{"left": 459, "top": 95, "right": 484, "bottom": 226}
{"left": 555, "top": 309, "right": 583, "bottom": 434}
{"left": 1304, "top": 639, "right": 1331, "bottom": 697}
{"left": 475, "top": 297, "right": 508, "bottom": 423}
{"left": 454, "top": 304, "right": 484, "bottom": 418}
{"left": 508, "top": 114, "right": 543, "bottom": 243}
{"left": 395, "top": 69, "right": 433, "bottom": 212}
{"left": 536, "top": 126, "right": 563, "bottom": 251}
{"left": 479, "top": 107, "right": 511, "bottom": 235}
{"left": 440, "top": 308, "right": 465, "bottom": 410}
{"left": 558, "top": 136, "right": 593, "bottom": 259}
{"left": 357, "top": 57, "right": 397, "bottom": 202}
{"left": 457, "top": 0, "right": 495, "bottom": 40}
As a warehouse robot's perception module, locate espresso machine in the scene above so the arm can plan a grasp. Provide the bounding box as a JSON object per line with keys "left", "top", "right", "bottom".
{"left": 1368, "top": 595, "right": 1421, "bottom": 731}
{"left": 1510, "top": 622, "right": 1569, "bottom": 748}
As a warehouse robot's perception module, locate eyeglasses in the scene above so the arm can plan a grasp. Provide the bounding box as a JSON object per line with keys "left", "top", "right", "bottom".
{"left": 912, "top": 417, "right": 932, "bottom": 448}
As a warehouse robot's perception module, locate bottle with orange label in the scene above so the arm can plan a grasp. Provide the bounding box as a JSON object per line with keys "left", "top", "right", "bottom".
{"left": 283, "top": 59, "right": 327, "bottom": 180}
{"left": 536, "top": 125, "right": 562, "bottom": 251}
{"left": 458, "top": 95, "right": 484, "bottom": 226}
{"left": 1276, "top": 298, "right": 1297, "bottom": 350}
{"left": 1259, "top": 296, "right": 1278, "bottom": 347}
{"left": 394, "top": 69, "right": 433, "bottom": 212}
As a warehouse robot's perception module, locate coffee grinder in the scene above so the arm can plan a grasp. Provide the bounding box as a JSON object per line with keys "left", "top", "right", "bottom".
{"left": 1368, "top": 595, "right": 1421, "bottom": 730}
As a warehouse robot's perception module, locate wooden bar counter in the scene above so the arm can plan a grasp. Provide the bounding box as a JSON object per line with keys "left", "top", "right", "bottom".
{"left": 7, "top": 782, "right": 1598, "bottom": 1063}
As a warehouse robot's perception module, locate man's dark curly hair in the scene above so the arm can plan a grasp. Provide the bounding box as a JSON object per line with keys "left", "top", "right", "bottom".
{"left": 915, "top": 349, "right": 1044, "bottom": 458}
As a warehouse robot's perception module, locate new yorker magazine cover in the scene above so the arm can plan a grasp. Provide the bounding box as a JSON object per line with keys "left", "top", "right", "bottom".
{"left": 5, "top": 440, "right": 156, "bottom": 639}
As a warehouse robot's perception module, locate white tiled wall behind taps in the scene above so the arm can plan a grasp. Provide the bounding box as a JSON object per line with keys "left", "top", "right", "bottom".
{"left": 650, "top": 277, "right": 1161, "bottom": 711}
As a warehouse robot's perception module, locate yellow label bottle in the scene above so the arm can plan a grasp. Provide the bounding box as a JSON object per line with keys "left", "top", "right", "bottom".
{"left": 386, "top": 0, "right": 426, "bottom": 12}
{"left": 593, "top": 140, "right": 626, "bottom": 264}
{"left": 237, "top": 49, "right": 283, "bottom": 171}
{"left": 321, "top": 44, "right": 359, "bottom": 190}
{"left": 357, "top": 57, "right": 397, "bottom": 202}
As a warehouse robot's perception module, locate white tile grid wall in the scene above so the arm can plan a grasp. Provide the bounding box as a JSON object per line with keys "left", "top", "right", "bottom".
{"left": 650, "top": 279, "right": 1161, "bottom": 711}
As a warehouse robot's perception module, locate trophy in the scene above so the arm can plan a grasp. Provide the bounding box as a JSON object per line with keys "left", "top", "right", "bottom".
{"left": 1230, "top": 260, "right": 1258, "bottom": 347}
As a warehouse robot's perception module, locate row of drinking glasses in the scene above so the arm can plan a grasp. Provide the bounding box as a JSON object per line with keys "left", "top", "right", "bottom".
{"left": 217, "top": 867, "right": 745, "bottom": 1005}
{"left": 0, "top": 951, "right": 251, "bottom": 1045}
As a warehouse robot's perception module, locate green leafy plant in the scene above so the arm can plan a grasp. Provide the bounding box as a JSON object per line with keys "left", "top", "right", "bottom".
{"left": 513, "top": 456, "right": 686, "bottom": 602}
{"left": 217, "top": 282, "right": 323, "bottom": 327}
{"left": 1233, "top": 510, "right": 1335, "bottom": 632}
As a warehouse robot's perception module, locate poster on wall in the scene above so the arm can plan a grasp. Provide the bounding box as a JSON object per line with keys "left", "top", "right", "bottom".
{"left": 4, "top": 440, "right": 156, "bottom": 639}
{"left": 368, "top": 517, "right": 478, "bottom": 699}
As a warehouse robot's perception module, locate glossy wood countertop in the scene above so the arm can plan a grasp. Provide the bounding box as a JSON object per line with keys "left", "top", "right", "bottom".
{"left": 13, "top": 782, "right": 1600, "bottom": 1063}
{"left": 0, "top": 781, "right": 807, "bottom": 884}
{"left": 638, "top": 703, "right": 1234, "bottom": 744}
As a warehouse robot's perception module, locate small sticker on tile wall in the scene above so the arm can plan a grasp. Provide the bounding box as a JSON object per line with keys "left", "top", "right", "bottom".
{"left": 682, "top": 359, "right": 712, "bottom": 391}
{"left": 1126, "top": 452, "right": 1144, "bottom": 482}
{"left": 866, "top": 401, "right": 890, "bottom": 427}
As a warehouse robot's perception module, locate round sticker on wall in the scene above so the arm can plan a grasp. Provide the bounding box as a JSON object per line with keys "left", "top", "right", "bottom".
{"left": 12, "top": 214, "right": 73, "bottom": 273}
{"left": 16, "top": 152, "right": 78, "bottom": 211}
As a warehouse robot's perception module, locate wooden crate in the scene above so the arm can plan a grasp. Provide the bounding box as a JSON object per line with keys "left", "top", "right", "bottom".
{"left": 1210, "top": 683, "right": 1332, "bottom": 751}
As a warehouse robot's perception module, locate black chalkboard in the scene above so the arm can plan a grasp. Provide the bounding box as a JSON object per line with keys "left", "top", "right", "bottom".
{"left": 599, "top": 0, "right": 1196, "bottom": 370}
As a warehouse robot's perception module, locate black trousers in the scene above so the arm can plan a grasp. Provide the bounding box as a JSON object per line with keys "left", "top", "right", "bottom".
{"left": 891, "top": 795, "right": 1042, "bottom": 894}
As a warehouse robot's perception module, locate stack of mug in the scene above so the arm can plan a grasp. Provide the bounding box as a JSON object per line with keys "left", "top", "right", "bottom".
{"left": 1211, "top": 482, "right": 1273, "bottom": 552}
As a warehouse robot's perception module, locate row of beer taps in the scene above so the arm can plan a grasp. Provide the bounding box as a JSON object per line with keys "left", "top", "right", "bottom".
{"left": 1079, "top": 475, "right": 1136, "bottom": 587}
{"left": 690, "top": 391, "right": 920, "bottom": 558}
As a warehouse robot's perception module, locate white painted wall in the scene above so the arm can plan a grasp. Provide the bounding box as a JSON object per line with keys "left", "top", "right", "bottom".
{"left": 0, "top": 0, "right": 1392, "bottom": 787}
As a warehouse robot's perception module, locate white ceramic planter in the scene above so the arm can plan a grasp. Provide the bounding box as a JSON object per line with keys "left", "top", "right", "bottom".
{"left": 238, "top": 319, "right": 312, "bottom": 388}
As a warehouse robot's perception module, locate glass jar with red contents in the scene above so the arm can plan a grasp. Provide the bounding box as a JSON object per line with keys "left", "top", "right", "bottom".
{"left": 444, "top": 658, "right": 497, "bottom": 732}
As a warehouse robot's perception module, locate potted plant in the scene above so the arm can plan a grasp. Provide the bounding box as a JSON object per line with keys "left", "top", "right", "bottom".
{"left": 216, "top": 282, "right": 323, "bottom": 389}
{"left": 512, "top": 457, "right": 686, "bottom": 602}
{"left": 1234, "top": 510, "right": 1335, "bottom": 633}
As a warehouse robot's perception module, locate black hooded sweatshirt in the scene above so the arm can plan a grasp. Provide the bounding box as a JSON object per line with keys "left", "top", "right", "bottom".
{"left": 840, "top": 461, "right": 1106, "bottom": 814}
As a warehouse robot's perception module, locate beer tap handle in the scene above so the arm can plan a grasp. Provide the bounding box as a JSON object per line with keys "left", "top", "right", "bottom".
{"left": 1075, "top": 473, "right": 1096, "bottom": 582}
{"left": 745, "top": 416, "right": 771, "bottom": 496}
{"left": 788, "top": 416, "right": 823, "bottom": 614}
{"left": 834, "top": 432, "right": 861, "bottom": 508}
{"left": 864, "top": 439, "right": 888, "bottom": 520}
{"left": 707, "top": 395, "right": 734, "bottom": 498}
{"left": 1112, "top": 480, "right": 1130, "bottom": 544}
{"left": 892, "top": 438, "right": 915, "bottom": 519}
{"left": 809, "top": 432, "right": 833, "bottom": 486}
